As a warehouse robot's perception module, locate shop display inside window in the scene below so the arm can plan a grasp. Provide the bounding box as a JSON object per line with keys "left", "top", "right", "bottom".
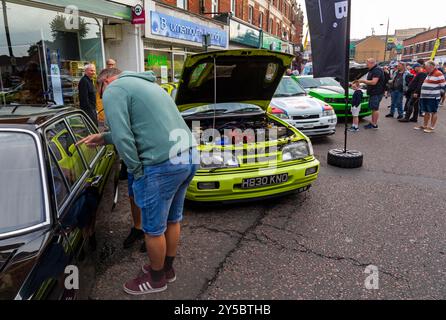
{"left": 0, "top": 1, "right": 103, "bottom": 107}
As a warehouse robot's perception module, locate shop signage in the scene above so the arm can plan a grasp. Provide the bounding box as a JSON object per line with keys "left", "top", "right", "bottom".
{"left": 229, "top": 19, "right": 260, "bottom": 48}
{"left": 262, "top": 33, "right": 283, "bottom": 51}
{"left": 147, "top": 54, "right": 168, "bottom": 67}
{"left": 132, "top": 4, "right": 145, "bottom": 25}
{"left": 150, "top": 11, "right": 227, "bottom": 48}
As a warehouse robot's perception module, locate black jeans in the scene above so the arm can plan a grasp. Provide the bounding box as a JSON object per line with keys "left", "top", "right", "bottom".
{"left": 405, "top": 97, "right": 419, "bottom": 121}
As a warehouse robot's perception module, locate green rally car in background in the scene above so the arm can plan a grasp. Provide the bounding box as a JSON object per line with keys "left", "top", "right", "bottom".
{"left": 174, "top": 49, "right": 320, "bottom": 202}
{"left": 292, "top": 75, "right": 372, "bottom": 118}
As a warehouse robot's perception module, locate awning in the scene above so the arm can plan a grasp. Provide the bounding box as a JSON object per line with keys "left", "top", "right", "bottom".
{"left": 28, "top": 0, "right": 132, "bottom": 20}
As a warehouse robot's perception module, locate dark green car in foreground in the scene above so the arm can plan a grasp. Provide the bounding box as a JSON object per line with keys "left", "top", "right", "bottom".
{"left": 292, "top": 76, "right": 372, "bottom": 118}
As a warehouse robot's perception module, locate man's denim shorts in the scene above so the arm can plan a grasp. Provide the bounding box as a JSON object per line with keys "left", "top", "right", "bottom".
{"left": 127, "top": 172, "right": 135, "bottom": 198}
{"left": 369, "top": 94, "right": 384, "bottom": 111}
{"left": 131, "top": 149, "right": 199, "bottom": 236}
{"left": 420, "top": 98, "right": 440, "bottom": 113}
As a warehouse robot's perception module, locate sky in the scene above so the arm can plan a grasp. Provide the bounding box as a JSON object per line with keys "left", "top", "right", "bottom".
{"left": 301, "top": 0, "right": 446, "bottom": 40}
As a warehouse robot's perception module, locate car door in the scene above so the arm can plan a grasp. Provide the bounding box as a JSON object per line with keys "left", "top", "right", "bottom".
{"left": 43, "top": 118, "right": 95, "bottom": 299}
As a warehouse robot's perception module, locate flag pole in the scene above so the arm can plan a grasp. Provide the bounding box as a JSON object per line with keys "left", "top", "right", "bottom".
{"left": 343, "top": 0, "right": 352, "bottom": 153}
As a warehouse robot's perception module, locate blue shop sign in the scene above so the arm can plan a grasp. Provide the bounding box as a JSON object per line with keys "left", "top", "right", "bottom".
{"left": 151, "top": 11, "right": 227, "bottom": 48}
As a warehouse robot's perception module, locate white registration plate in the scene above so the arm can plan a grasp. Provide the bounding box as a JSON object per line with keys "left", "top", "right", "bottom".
{"left": 241, "top": 173, "right": 289, "bottom": 189}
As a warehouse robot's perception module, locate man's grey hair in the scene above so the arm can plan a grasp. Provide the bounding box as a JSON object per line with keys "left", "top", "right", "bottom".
{"left": 84, "top": 63, "right": 96, "bottom": 71}
{"left": 425, "top": 60, "right": 436, "bottom": 68}
{"left": 97, "top": 68, "right": 122, "bottom": 83}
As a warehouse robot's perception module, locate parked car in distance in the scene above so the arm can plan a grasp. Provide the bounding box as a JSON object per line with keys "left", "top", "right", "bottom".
{"left": 293, "top": 75, "right": 371, "bottom": 118}
{"left": 269, "top": 76, "right": 337, "bottom": 137}
{"left": 0, "top": 105, "right": 119, "bottom": 300}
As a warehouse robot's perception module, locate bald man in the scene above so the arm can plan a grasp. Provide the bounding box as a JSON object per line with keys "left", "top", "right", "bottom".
{"left": 78, "top": 64, "right": 98, "bottom": 125}
{"left": 360, "top": 58, "right": 386, "bottom": 129}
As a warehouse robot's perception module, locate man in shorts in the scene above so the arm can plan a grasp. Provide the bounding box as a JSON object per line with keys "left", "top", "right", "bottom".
{"left": 78, "top": 68, "right": 198, "bottom": 295}
{"left": 414, "top": 61, "right": 446, "bottom": 133}
{"left": 359, "top": 58, "right": 386, "bottom": 129}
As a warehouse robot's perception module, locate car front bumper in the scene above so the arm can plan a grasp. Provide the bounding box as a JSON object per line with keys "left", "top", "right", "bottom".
{"left": 286, "top": 115, "right": 337, "bottom": 137}
{"left": 186, "top": 158, "right": 320, "bottom": 202}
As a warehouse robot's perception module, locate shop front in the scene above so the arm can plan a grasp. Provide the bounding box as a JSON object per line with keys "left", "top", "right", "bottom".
{"left": 261, "top": 32, "right": 294, "bottom": 54}
{"left": 0, "top": 0, "right": 131, "bottom": 107}
{"left": 228, "top": 17, "right": 294, "bottom": 55}
{"left": 229, "top": 17, "right": 261, "bottom": 49}
{"left": 143, "top": 0, "right": 228, "bottom": 84}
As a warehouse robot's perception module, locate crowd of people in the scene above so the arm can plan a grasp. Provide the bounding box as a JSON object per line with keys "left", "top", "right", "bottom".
{"left": 354, "top": 58, "right": 446, "bottom": 133}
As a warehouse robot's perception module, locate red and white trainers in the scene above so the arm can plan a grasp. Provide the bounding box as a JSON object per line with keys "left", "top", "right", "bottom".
{"left": 123, "top": 271, "right": 167, "bottom": 295}
{"left": 142, "top": 264, "right": 176, "bottom": 283}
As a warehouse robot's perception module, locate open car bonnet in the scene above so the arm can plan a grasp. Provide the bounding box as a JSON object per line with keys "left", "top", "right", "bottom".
{"left": 175, "top": 50, "right": 294, "bottom": 112}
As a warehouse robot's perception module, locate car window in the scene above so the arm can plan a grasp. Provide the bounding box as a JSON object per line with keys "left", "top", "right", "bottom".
{"left": 318, "top": 78, "right": 342, "bottom": 87}
{"left": 0, "top": 132, "right": 45, "bottom": 235}
{"left": 66, "top": 115, "right": 100, "bottom": 166}
{"left": 45, "top": 121, "right": 86, "bottom": 188}
{"left": 274, "top": 77, "right": 306, "bottom": 97}
{"left": 48, "top": 150, "right": 70, "bottom": 210}
{"left": 297, "top": 77, "right": 320, "bottom": 89}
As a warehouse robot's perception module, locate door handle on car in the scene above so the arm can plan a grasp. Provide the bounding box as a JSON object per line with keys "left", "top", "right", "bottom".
{"left": 90, "top": 175, "right": 104, "bottom": 187}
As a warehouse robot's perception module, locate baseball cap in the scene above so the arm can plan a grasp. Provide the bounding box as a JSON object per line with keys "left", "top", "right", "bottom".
{"left": 412, "top": 63, "right": 422, "bottom": 68}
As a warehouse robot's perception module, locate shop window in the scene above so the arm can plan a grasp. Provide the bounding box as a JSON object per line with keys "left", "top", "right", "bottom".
{"left": 0, "top": 1, "right": 104, "bottom": 107}
{"left": 145, "top": 50, "right": 172, "bottom": 84}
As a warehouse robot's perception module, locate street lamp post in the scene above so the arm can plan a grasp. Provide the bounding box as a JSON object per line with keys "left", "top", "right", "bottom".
{"left": 381, "top": 18, "right": 390, "bottom": 62}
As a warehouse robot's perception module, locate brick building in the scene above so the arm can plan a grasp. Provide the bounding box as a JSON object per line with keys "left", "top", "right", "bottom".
{"left": 402, "top": 27, "right": 446, "bottom": 63}
{"left": 154, "top": 0, "right": 304, "bottom": 52}
{"left": 141, "top": 0, "right": 304, "bottom": 82}
{"left": 354, "top": 36, "right": 397, "bottom": 63}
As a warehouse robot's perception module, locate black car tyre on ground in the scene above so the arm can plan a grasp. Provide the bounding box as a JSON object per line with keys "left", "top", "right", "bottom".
{"left": 327, "top": 149, "right": 363, "bottom": 169}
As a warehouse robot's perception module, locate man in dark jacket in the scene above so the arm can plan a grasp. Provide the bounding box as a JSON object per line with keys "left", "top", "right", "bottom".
{"left": 386, "top": 62, "right": 405, "bottom": 119}
{"left": 78, "top": 64, "right": 98, "bottom": 126}
{"left": 399, "top": 63, "right": 427, "bottom": 123}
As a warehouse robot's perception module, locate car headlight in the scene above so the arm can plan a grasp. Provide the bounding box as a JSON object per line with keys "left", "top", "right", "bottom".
{"left": 200, "top": 152, "right": 239, "bottom": 170}
{"left": 270, "top": 106, "right": 290, "bottom": 119}
{"left": 282, "top": 141, "right": 313, "bottom": 161}
{"left": 322, "top": 109, "right": 335, "bottom": 117}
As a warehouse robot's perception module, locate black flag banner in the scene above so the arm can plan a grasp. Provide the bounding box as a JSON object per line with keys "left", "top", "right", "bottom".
{"left": 305, "top": 0, "right": 350, "bottom": 84}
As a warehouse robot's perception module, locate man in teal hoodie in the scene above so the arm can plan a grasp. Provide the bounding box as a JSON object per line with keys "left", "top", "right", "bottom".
{"left": 78, "top": 68, "right": 198, "bottom": 295}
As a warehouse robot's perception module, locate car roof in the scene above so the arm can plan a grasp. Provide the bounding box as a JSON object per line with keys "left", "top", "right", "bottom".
{"left": 0, "top": 105, "right": 76, "bottom": 129}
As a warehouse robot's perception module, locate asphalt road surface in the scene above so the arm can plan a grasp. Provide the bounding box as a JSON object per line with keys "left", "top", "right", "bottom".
{"left": 80, "top": 100, "right": 446, "bottom": 300}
